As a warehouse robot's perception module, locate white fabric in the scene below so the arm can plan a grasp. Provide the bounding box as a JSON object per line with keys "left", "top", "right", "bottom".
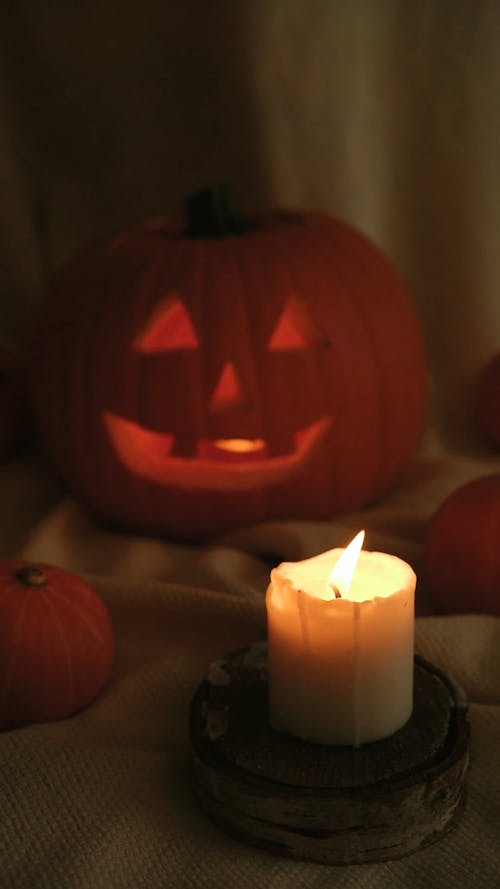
{"left": 1, "top": 454, "right": 500, "bottom": 886}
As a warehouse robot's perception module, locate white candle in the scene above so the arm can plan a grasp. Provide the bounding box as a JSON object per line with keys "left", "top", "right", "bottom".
{"left": 266, "top": 532, "right": 416, "bottom": 746}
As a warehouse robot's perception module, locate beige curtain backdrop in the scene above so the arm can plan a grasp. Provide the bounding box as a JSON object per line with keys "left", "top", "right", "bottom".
{"left": 1, "top": 4, "right": 500, "bottom": 889}
{"left": 0, "top": 0, "right": 499, "bottom": 450}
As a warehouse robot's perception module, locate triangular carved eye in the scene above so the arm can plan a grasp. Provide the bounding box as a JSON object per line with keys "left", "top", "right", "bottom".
{"left": 134, "top": 293, "right": 198, "bottom": 353}
{"left": 211, "top": 362, "right": 245, "bottom": 410}
{"left": 268, "top": 296, "right": 316, "bottom": 350}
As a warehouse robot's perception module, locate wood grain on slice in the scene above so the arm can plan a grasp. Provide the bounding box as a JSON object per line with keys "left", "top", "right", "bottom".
{"left": 190, "top": 646, "right": 469, "bottom": 865}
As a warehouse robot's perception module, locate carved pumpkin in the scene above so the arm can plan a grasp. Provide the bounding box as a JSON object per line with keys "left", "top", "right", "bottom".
{"left": 0, "top": 561, "right": 114, "bottom": 729}
{"left": 32, "top": 188, "right": 426, "bottom": 540}
{"left": 423, "top": 475, "right": 500, "bottom": 616}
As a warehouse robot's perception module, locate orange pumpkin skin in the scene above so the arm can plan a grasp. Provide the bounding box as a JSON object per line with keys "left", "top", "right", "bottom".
{"left": 32, "top": 208, "right": 426, "bottom": 541}
{"left": 423, "top": 476, "right": 500, "bottom": 616}
{"left": 0, "top": 561, "right": 114, "bottom": 730}
{"left": 475, "top": 354, "right": 500, "bottom": 448}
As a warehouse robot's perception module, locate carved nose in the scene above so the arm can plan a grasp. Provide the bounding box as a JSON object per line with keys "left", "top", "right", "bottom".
{"left": 210, "top": 362, "right": 245, "bottom": 411}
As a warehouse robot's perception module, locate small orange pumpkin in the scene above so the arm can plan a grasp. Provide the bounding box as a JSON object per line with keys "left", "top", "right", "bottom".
{"left": 423, "top": 475, "right": 500, "bottom": 616}
{"left": 0, "top": 560, "right": 114, "bottom": 730}
{"left": 32, "top": 187, "right": 426, "bottom": 540}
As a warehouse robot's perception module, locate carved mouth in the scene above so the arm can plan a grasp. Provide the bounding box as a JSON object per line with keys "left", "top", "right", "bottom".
{"left": 103, "top": 412, "right": 330, "bottom": 491}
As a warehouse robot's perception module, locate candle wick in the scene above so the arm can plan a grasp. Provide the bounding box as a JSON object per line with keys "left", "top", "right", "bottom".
{"left": 331, "top": 583, "right": 342, "bottom": 599}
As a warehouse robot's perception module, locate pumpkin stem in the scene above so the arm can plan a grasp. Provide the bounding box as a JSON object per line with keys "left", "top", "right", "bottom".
{"left": 16, "top": 565, "right": 48, "bottom": 587}
{"left": 186, "top": 185, "right": 256, "bottom": 238}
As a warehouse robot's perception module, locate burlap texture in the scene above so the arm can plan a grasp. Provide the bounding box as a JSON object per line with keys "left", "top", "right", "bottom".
{"left": 0, "top": 454, "right": 499, "bottom": 887}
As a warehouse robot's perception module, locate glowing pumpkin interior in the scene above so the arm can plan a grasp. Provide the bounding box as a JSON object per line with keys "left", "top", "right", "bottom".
{"left": 104, "top": 293, "right": 330, "bottom": 489}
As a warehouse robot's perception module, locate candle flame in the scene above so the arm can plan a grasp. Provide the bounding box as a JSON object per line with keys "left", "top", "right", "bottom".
{"left": 329, "top": 530, "right": 365, "bottom": 598}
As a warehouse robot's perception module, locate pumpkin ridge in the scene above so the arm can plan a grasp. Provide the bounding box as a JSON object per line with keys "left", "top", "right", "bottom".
{"left": 197, "top": 238, "right": 215, "bottom": 450}
{"left": 281, "top": 225, "right": 335, "bottom": 393}
{"left": 40, "top": 587, "right": 75, "bottom": 713}
{"left": 229, "top": 237, "right": 265, "bottom": 443}
{"left": 318, "top": 220, "right": 424, "bottom": 488}
{"left": 312, "top": 222, "right": 388, "bottom": 496}
{"left": 41, "top": 584, "right": 110, "bottom": 647}
{"left": 285, "top": 221, "right": 381, "bottom": 507}
{"left": 131, "top": 240, "right": 188, "bottom": 493}
{"left": 326, "top": 227, "right": 387, "bottom": 486}
{"left": 0, "top": 573, "right": 30, "bottom": 603}
{"left": 326, "top": 225, "right": 395, "bottom": 486}
{"left": 474, "top": 486, "right": 500, "bottom": 599}
{"left": 107, "top": 248, "right": 163, "bottom": 505}
{"left": 0, "top": 589, "right": 32, "bottom": 711}
{"left": 269, "top": 226, "right": 330, "bottom": 461}
{"left": 75, "top": 244, "right": 156, "bottom": 510}
{"left": 235, "top": 229, "right": 304, "bottom": 459}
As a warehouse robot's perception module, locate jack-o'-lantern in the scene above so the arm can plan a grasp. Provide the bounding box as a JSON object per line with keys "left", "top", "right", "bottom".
{"left": 32, "top": 188, "right": 426, "bottom": 540}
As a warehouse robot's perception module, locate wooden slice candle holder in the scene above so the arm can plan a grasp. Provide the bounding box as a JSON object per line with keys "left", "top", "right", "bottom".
{"left": 190, "top": 644, "right": 469, "bottom": 865}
